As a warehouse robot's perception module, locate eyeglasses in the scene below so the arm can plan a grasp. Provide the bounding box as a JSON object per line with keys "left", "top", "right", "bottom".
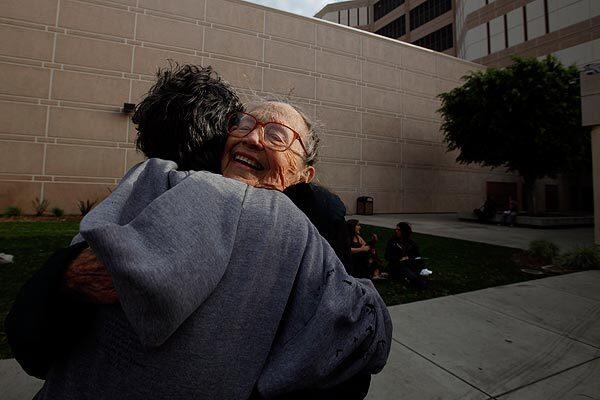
{"left": 227, "top": 112, "right": 308, "bottom": 154}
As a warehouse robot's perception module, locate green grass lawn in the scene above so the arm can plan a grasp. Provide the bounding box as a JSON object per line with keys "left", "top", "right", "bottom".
{"left": 0, "top": 221, "right": 531, "bottom": 359}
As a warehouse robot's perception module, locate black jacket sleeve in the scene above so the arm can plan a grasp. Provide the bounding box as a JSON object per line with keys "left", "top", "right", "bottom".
{"left": 4, "top": 241, "right": 95, "bottom": 379}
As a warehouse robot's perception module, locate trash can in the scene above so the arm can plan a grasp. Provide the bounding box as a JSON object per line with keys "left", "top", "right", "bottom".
{"left": 356, "top": 196, "right": 373, "bottom": 215}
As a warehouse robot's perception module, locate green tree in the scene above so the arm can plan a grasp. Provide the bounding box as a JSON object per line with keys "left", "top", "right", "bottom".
{"left": 438, "top": 56, "right": 590, "bottom": 214}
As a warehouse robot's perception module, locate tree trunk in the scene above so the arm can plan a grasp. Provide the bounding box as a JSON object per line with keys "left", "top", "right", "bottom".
{"left": 522, "top": 175, "right": 537, "bottom": 215}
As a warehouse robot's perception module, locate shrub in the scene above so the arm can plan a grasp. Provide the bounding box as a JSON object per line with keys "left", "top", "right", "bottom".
{"left": 558, "top": 247, "right": 600, "bottom": 270}
{"left": 77, "top": 199, "right": 98, "bottom": 216}
{"left": 51, "top": 207, "right": 64, "bottom": 218}
{"left": 32, "top": 197, "right": 49, "bottom": 216}
{"left": 528, "top": 240, "right": 560, "bottom": 263}
{"left": 4, "top": 206, "right": 22, "bottom": 217}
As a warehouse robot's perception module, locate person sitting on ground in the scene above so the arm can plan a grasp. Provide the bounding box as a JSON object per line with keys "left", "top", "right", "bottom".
{"left": 499, "top": 197, "right": 519, "bottom": 227}
{"left": 347, "top": 219, "right": 382, "bottom": 279}
{"left": 473, "top": 196, "right": 497, "bottom": 222}
{"left": 6, "top": 64, "right": 389, "bottom": 400}
{"left": 385, "top": 222, "right": 426, "bottom": 289}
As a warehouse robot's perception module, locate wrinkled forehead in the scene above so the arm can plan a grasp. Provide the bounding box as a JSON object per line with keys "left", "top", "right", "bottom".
{"left": 247, "top": 102, "right": 307, "bottom": 134}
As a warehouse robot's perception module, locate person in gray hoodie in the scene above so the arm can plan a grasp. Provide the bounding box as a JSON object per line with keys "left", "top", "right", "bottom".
{"left": 8, "top": 64, "right": 392, "bottom": 399}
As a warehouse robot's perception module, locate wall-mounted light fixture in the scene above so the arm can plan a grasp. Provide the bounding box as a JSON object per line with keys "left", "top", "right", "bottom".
{"left": 123, "top": 102, "right": 136, "bottom": 113}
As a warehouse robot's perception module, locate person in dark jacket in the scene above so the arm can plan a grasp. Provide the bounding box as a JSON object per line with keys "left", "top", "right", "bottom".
{"left": 6, "top": 64, "right": 377, "bottom": 399}
{"left": 385, "top": 222, "right": 426, "bottom": 288}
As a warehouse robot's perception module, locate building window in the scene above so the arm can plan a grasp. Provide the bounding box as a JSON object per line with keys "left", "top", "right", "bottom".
{"left": 359, "top": 6, "right": 369, "bottom": 25}
{"left": 375, "top": 15, "right": 406, "bottom": 38}
{"left": 374, "top": 0, "right": 405, "bottom": 21}
{"left": 340, "top": 9, "right": 349, "bottom": 25}
{"left": 349, "top": 8, "right": 358, "bottom": 26}
{"left": 412, "top": 24, "right": 453, "bottom": 52}
{"left": 409, "top": 0, "right": 452, "bottom": 31}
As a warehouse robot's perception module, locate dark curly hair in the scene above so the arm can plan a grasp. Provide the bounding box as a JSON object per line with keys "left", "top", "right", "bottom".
{"left": 132, "top": 63, "right": 243, "bottom": 172}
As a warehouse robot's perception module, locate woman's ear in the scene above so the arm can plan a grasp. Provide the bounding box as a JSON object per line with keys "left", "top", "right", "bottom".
{"left": 303, "top": 166, "right": 315, "bottom": 183}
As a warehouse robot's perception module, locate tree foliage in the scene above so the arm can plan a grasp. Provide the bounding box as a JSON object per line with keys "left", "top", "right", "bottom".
{"left": 438, "top": 56, "right": 590, "bottom": 212}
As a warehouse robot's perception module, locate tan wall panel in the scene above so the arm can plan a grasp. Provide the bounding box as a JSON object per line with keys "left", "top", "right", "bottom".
{"left": 59, "top": 0, "right": 135, "bottom": 38}
{"left": 262, "top": 69, "right": 315, "bottom": 99}
{"left": 0, "top": 181, "right": 41, "bottom": 211}
{"left": 363, "top": 139, "right": 401, "bottom": 163}
{"left": 0, "top": 0, "right": 58, "bottom": 25}
{"left": 0, "top": 101, "right": 47, "bottom": 136}
{"left": 319, "top": 134, "right": 361, "bottom": 160}
{"left": 403, "top": 95, "right": 438, "bottom": 120}
{"left": 203, "top": 59, "right": 262, "bottom": 91}
{"left": 45, "top": 144, "right": 125, "bottom": 177}
{"left": 55, "top": 34, "right": 132, "bottom": 72}
{"left": 206, "top": 0, "right": 264, "bottom": 32}
{"left": 363, "top": 165, "right": 402, "bottom": 190}
{"left": 136, "top": 14, "right": 203, "bottom": 50}
{"left": 0, "top": 25, "right": 53, "bottom": 61}
{"left": 52, "top": 70, "right": 129, "bottom": 106}
{"left": 316, "top": 162, "right": 360, "bottom": 187}
{"left": 0, "top": 63, "right": 50, "bottom": 98}
{"left": 317, "top": 106, "right": 361, "bottom": 133}
{"left": 0, "top": 141, "right": 44, "bottom": 174}
{"left": 362, "top": 113, "right": 401, "bottom": 138}
{"left": 264, "top": 41, "right": 315, "bottom": 71}
{"left": 404, "top": 192, "right": 433, "bottom": 212}
{"left": 131, "top": 80, "right": 154, "bottom": 102}
{"left": 316, "top": 78, "right": 360, "bottom": 106}
{"left": 48, "top": 107, "right": 128, "bottom": 141}
{"left": 133, "top": 47, "right": 203, "bottom": 75}
{"left": 435, "top": 170, "right": 470, "bottom": 194}
{"left": 363, "top": 86, "right": 402, "bottom": 114}
{"left": 362, "top": 36, "right": 402, "bottom": 64}
{"left": 204, "top": 28, "right": 263, "bottom": 61}
{"left": 265, "top": 11, "right": 315, "bottom": 44}
{"left": 403, "top": 118, "right": 438, "bottom": 141}
{"left": 317, "top": 25, "right": 361, "bottom": 55}
{"left": 401, "top": 48, "right": 436, "bottom": 75}
{"left": 126, "top": 148, "right": 146, "bottom": 170}
{"left": 403, "top": 167, "right": 435, "bottom": 192}
{"left": 437, "top": 78, "right": 460, "bottom": 95}
{"left": 139, "top": 0, "right": 205, "bottom": 19}
{"left": 44, "top": 182, "right": 114, "bottom": 214}
{"left": 402, "top": 70, "right": 438, "bottom": 97}
{"left": 316, "top": 51, "right": 361, "bottom": 81}
{"left": 363, "top": 62, "right": 398, "bottom": 88}
{"left": 403, "top": 143, "right": 434, "bottom": 166}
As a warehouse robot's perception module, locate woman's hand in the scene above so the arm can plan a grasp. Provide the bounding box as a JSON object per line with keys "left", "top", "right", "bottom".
{"left": 64, "top": 248, "right": 119, "bottom": 304}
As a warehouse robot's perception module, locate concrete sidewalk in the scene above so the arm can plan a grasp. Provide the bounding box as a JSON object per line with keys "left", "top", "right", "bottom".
{"left": 351, "top": 213, "right": 594, "bottom": 250}
{"left": 2, "top": 271, "right": 599, "bottom": 399}
{"left": 368, "top": 270, "right": 600, "bottom": 399}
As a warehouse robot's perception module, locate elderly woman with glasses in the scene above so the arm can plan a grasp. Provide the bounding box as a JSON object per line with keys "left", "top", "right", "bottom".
{"left": 222, "top": 102, "right": 318, "bottom": 191}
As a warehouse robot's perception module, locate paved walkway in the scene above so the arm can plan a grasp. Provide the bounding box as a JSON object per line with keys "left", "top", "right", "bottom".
{"left": 367, "top": 270, "right": 600, "bottom": 399}
{"left": 350, "top": 213, "right": 595, "bottom": 250}
{"left": 2, "top": 272, "right": 599, "bottom": 399}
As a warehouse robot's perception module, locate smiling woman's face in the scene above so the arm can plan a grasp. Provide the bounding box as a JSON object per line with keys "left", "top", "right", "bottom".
{"left": 220, "top": 102, "right": 315, "bottom": 191}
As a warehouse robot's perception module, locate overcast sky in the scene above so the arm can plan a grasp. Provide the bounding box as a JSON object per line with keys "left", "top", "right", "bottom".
{"left": 244, "top": 0, "right": 345, "bottom": 17}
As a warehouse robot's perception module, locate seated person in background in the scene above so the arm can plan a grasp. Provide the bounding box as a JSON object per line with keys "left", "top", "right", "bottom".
{"left": 347, "top": 219, "right": 378, "bottom": 279}
{"left": 385, "top": 222, "right": 426, "bottom": 289}
{"left": 473, "top": 196, "right": 497, "bottom": 222}
{"left": 499, "top": 198, "right": 519, "bottom": 227}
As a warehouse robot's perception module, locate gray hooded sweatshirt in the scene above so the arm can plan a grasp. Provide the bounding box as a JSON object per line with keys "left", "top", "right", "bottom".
{"left": 37, "top": 159, "right": 392, "bottom": 400}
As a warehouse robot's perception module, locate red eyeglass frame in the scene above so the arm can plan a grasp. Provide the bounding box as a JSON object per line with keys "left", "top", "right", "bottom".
{"left": 227, "top": 112, "right": 308, "bottom": 155}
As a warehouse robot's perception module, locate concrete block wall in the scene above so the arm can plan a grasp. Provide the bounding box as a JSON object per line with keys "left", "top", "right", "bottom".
{"left": 0, "top": 0, "right": 515, "bottom": 214}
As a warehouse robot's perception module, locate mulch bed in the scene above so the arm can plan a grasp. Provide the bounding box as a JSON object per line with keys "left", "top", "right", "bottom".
{"left": 511, "top": 251, "right": 577, "bottom": 275}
